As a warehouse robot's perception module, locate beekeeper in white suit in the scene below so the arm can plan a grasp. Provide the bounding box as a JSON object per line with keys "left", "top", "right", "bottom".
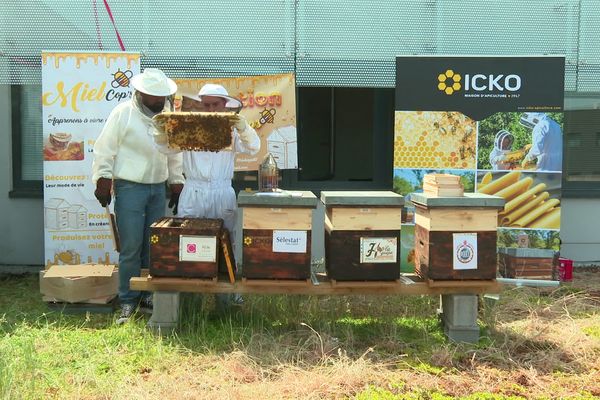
{"left": 175, "top": 84, "right": 259, "bottom": 228}
{"left": 155, "top": 83, "right": 261, "bottom": 310}
{"left": 488, "top": 130, "right": 514, "bottom": 170}
{"left": 521, "top": 113, "right": 563, "bottom": 171}
{"left": 93, "top": 68, "right": 185, "bottom": 324}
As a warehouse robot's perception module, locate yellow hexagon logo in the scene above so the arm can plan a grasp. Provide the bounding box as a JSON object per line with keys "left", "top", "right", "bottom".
{"left": 437, "top": 69, "right": 462, "bottom": 95}
{"left": 243, "top": 236, "right": 252, "bottom": 246}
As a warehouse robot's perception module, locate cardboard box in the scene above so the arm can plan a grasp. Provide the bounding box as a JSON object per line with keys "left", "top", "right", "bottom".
{"left": 39, "top": 264, "right": 118, "bottom": 303}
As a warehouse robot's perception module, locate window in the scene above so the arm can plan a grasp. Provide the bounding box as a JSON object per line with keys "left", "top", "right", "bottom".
{"left": 281, "top": 87, "right": 394, "bottom": 193}
{"left": 10, "top": 85, "right": 43, "bottom": 197}
{"left": 562, "top": 95, "right": 600, "bottom": 197}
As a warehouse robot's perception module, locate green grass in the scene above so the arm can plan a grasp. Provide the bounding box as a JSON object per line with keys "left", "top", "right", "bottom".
{"left": 1, "top": 273, "right": 599, "bottom": 399}
{"left": 354, "top": 386, "right": 529, "bottom": 400}
{"left": 0, "top": 276, "right": 446, "bottom": 398}
{"left": 582, "top": 326, "right": 600, "bottom": 339}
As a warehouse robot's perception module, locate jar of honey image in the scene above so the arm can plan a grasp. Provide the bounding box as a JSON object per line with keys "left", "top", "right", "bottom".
{"left": 49, "top": 132, "right": 72, "bottom": 151}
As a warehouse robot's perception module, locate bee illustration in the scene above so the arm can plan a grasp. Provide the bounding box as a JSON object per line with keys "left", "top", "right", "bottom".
{"left": 459, "top": 145, "right": 475, "bottom": 160}
{"left": 111, "top": 69, "right": 133, "bottom": 88}
{"left": 259, "top": 108, "right": 277, "bottom": 125}
{"left": 460, "top": 128, "right": 474, "bottom": 145}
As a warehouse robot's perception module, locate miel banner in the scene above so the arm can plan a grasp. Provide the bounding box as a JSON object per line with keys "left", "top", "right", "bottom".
{"left": 42, "top": 51, "right": 140, "bottom": 267}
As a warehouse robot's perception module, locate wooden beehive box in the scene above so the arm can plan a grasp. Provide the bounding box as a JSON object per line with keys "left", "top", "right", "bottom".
{"left": 498, "top": 247, "right": 556, "bottom": 280}
{"left": 149, "top": 217, "right": 223, "bottom": 278}
{"left": 238, "top": 191, "right": 317, "bottom": 280}
{"left": 423, "top": 174, "right": 464, "bottom": 197}
{"left": 412, "top": 192, "right": 504, "bottom": 281}
{"left": 322, "top": 191, "right": 404, "bottom": 281}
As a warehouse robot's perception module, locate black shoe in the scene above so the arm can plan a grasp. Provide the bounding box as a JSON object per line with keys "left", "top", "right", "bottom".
{"left": 231, "top": 293, "right": 244, "bottom": 307}
{"left": 139, "top": 294, "right": 153, "bottom": 314}
{"left": 116, "top": 303, "right": 136, "bottom": 325}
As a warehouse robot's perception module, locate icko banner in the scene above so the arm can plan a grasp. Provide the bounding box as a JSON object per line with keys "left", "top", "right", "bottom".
{"left": 394, "top": 56, "right": 565, "bottom": 272}
{"left": 42, "top": 51, "right": 140, "bottom": 267}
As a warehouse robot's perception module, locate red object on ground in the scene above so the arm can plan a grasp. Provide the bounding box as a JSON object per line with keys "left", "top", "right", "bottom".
{"left": 558, "top": 257, "right": 573, "bottom": 282}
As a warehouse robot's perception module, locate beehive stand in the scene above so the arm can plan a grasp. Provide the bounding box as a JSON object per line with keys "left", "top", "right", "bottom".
{"left": 132, "top": 271, "right": 500, "bottom": 342}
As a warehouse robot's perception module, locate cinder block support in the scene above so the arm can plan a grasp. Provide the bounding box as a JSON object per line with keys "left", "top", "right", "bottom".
{"left": 148, "top": 291, "right": 180, "bottom": 334}
{"left": 440, "top": 294, "right": 479, "bottom": 343}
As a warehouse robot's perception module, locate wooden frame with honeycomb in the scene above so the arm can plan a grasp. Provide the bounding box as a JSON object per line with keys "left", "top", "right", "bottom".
{"left": 153, "top": 112, "right": 238, "bottom": 152}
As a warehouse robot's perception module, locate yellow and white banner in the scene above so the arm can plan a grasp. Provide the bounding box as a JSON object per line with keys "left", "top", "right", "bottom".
{"left": 42, "top": 51, "right": 140, "bottom": 267}
{"left": 176, "top": 73, "right": 297, "bottom": 171}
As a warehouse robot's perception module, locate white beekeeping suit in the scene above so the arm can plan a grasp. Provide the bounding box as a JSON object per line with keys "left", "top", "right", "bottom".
{"left": 177, "top": 126, "right": 260, "bottom": 232}
{"left": 488, "top": 130, "right": 513, "bottom": 170}
{"left": 154, "top": 84, "right": 261, "bottom": 235}
{"left": 522, "top": 113, "right": 563, "bottom": 172}
{"left": 154, "top": 84, "right": 260, "bottom": 311}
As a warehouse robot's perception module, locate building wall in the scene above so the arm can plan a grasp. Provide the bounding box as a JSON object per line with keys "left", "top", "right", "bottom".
{"left": 0, "top": 85, "right": 45, "bottom": 266}
{"left": 560, "top": 199, "right": 600, "bottom": 263}
{"left": 0, "top": 83, "right": 599, "bottom": 266}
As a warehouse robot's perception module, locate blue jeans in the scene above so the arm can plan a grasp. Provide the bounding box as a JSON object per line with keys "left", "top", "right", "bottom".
{"left": 114, "top": 179, "right": 166, "bottom": 305}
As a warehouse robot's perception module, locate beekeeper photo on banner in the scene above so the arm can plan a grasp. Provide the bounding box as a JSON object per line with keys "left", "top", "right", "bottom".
{"left": 477, "top": 112, "right": 563, "bottom": 172}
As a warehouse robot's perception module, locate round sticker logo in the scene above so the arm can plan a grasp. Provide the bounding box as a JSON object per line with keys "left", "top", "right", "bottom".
{"left": 456, "top": 240, "right": 474, "bottom": 264}
{"left": 186, "top": 243, "right": 197, "bottom": 253}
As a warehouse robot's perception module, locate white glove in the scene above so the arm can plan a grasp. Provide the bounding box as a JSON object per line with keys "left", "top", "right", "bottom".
{"left": 155, "top": 133, "right": 168, "bottom": 146}
{"left": 521, "top": 153, "right": 535, "bottom": 167}
{"left": 151, "top": 127, "right": 168, "bottom": 146}
{"left": 233, "top": 114, "right": 248, "bottom": 132}
{"left": 491, "top": 154, "right": 506, "bottom": 164}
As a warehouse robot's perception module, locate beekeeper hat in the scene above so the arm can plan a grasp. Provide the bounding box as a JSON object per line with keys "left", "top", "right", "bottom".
{"left": 519, "top": 112, "right": 545, "bottom": 130}
{"left": 494, "top": 129, "right": 514, "bottom": 150}
{"left": 196, "top": 84, "right": 242, "bottom": 109}
{"left": 130, "top": 68, "right": 177, "bottom": 96}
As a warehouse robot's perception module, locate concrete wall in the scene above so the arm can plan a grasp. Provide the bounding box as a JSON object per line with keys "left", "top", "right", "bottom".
{"left": 0, "top": 85, "right": 44, "bottom": 266}
{"left": 560, "top": 198, "right": 600, "bottom": 263}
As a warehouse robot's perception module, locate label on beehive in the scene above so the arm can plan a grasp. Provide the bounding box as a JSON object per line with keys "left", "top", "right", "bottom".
{"left": 359, "top": 237, "right": 397, "bottom": 263}
{"left": 452, "top": 233, "right": 478, "bottom": 270}
{"left": 179, "top": 235, "right": 217, "bottom": 262}
{"left": 272, "top": 230, "right": 307, "bottom": 253}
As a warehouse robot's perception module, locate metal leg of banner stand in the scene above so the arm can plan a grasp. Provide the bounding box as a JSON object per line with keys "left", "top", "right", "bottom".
{"left": 148, "top": 292, "right": 180, "bottom": 334}
{"left": 439, "top": 294, "right": 479, "bottom": 343}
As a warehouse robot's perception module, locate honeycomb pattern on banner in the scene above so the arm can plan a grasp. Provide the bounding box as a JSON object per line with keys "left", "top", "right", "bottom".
{"left": 394, "top": 111, "right": 477, "bottom": 169}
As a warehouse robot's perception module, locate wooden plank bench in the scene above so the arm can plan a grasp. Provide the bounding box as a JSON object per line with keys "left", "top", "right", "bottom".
{"left": 130, "top": 272, "right": 501, "bottom": 343}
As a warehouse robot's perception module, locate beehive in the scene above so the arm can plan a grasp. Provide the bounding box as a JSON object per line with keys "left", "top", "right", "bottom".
{"left": 149, "top": 217, "right": 223, "bottom": 278}
{"left": 412, "top": 193, "right": 504, "bottom": 281}
{"left": 238, "top": 191, "right": 317, "bottom": 280}
{"left": 322, "top": 191, "right": 404, "bottom": 281}
{"left": 498, "top": 247, "right": 556, "bottom": 280}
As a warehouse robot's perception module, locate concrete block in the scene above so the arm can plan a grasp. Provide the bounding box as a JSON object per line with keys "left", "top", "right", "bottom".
{"left": 440, "top": 294, "right": 479, "bottom": 343}
{"left": 444, "top": 323, "right": 480, "bottom": 343}
{"left": 148, "top": 291, "right": 180, "bottom": 334}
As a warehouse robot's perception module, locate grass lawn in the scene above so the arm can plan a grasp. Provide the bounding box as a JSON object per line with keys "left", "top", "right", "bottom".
{"left": 1, "top": 270, "right": 599, "bottom": 399}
